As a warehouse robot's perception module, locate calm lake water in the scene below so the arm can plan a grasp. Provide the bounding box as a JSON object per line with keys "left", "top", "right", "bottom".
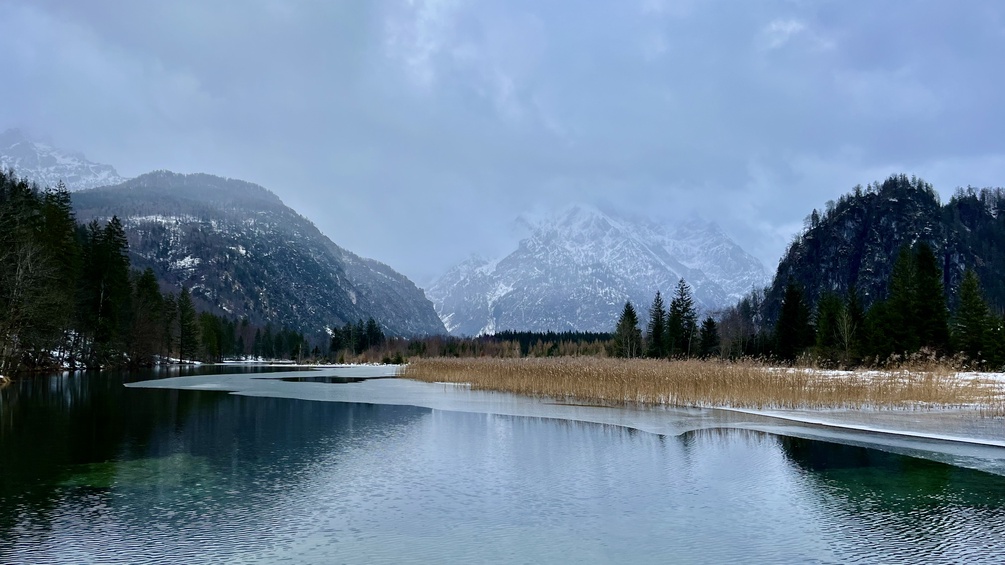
{"left": 3, "top": 367, "right": 1005, "bottom": 564}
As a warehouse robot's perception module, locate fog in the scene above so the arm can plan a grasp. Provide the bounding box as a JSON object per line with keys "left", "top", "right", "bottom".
{"left": 2, "top": 0, "right": 1004, "bottom": 283}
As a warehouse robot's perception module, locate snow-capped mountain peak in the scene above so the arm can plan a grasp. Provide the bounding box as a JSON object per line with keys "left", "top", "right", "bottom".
{"left": 0, "top": 128, "right": 125, "bottom": 190}
{"left": 428, "top": 205, "right": 769, "bottom": 336}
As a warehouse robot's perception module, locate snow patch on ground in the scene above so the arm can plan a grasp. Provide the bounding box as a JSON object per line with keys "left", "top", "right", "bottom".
{"left": 172, "top": 255, "right": 201, "bottom": 270}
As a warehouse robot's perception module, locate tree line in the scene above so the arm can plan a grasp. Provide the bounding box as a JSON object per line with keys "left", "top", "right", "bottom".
{"left": 772, "top": 241, "right": 1005, "bottom": 368}
{"left": 609, "top": 242, "right": 1004, "bottom": 369}
{"left": 611, "top": 278, "right": 720, "bottom": 359}
{"left": 0, "top": 170, "right": 320, "bottom": 374}
{"left": 329, "top": 330, "right": 614, "bottom": 364}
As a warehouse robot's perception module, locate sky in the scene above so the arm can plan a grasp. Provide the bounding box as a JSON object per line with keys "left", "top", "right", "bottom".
{"left": 2, "top": 0, "right": 1004, "bottom": 285}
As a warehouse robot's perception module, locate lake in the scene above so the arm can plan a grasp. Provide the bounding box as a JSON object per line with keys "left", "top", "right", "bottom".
{"left": 2, "top": 366, "right": 1005, "bottom": 564}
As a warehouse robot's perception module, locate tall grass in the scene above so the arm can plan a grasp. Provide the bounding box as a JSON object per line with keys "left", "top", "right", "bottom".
{"left": 401, "top": 357, "right": 1003, "bottom": 412}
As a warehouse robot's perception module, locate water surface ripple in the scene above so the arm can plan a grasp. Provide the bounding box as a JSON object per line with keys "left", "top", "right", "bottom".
{"left": 2, "top": 368, "right": 1004, "bottom": 563}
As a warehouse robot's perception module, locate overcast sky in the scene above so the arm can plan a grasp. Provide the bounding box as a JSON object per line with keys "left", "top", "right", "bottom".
{"left": 2, "top": 0, "right": 1004, "bottom": 284}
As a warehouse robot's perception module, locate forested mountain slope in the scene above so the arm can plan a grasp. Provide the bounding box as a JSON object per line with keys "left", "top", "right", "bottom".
{"left": 72, "top": 171, "right": 445, "bottom": 336}
{"left": 764, "top": 174, "right": 1005, "bottom": 322}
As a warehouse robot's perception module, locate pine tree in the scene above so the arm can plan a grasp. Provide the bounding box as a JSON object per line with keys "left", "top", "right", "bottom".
{"left": 253, "top": 328, "right": 263, "bottom": 359}
{"left": 354, "top": 319, "right": 366, "bottom": 354}
{"left": 78, "top": 216, "right": 133, "bottom": 367}
{"left": 953, "top": 269, "right": 990, "bottom": 364}
{"left": 886, "top": 245, "right": 918, "bottom": 355}
{"left": 913, "top": 242, "right": 950, "bottom": 353}
{"left": 611, "top": 301, "right": 643, "bottom": 358}
{"left": 814, "top": 292, "right": 844, "bottom": 364}
{"left": 177, "top": 287, "right": 200, "bottom": 362}
{"left": 365, "top": 317, "right": 385, "bottom": 350}
{"left": 162, "top": 293, "right": 178, "bottom": 359}
{"left": 40, "top": 182, "right": 81, "bottom": 354}
{"left": 199, "top": 312, "right": 223, "bottom": 362}
{"left": 775, "top": 281, "right": 813, "bottom": 362}
{"left": 0, "top": 172, "right": 67, "bottom": 374}
{"left": 129, "top": 268, "right": 164, "bottom": 367}
{"left": 668, "top": 279, "right": 698, "bottom": 358}
{"left": 698, "top": 316, "right": 720, "bottom": 358}
{"left": 645, "top": 291, "right": 667, "bottom": 358}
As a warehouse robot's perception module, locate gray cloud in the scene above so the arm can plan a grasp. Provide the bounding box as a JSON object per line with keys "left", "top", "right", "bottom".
{"left": 2, "top": 0, "right": 1004, "bottom": 282}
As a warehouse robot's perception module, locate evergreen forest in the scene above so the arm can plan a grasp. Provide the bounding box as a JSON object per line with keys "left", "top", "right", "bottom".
{"left": 612, "top": 246, "right": 1005, "bottom": 369}
{"left": 0, "top": 170, "right": 323, "bottom": 375}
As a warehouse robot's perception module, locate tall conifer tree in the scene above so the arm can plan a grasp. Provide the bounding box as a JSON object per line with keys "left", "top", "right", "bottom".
{"left": 668, "top": 279, "right": 698, "bottom": 358}
{"left": 913, "top": 242, "right": 950, "bottom": 353}
{"left": 612, "top": 301, "right": 643, "bottom": 358}
{"left": 177, "top": 287, "right": 199, "bottom": 362}
{"left": 775, "top": 281, "right": 813, "bottom": 362}
{"left": 953, "top": 269, "right": 990, "bottom": 364}
{"left": 646, "top": 291, "right": 667, "bottom": 358}
{"left": 698, "top": 316, "right": 720, "bottom": 358}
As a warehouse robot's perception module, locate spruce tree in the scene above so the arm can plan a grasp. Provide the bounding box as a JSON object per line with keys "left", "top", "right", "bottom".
{"left": 199, "top": 312, "right": 223, "bottom": 362}
{"left": 177, "top": 287, "right": 200, "bottom": 362}
{"left": 129, "top": 268, "right": 164, "bottom": 367}
{"left": 612, "top": 301, "right": 642, "bottom": 358}
{"left": 953, "top": 269, "right": 990, "bottom": 364}
{"left": 365, "top": 317, "right": 385, "bottom": 350}
{"left": 885, "top": 245, "right": 918, "bottom": 354}
{"left": 646, "top": 291, "right": 667, "bottom": 358}
{"left": 78, "top": 216, "right": 133, "bottom": 367}
{"left": 40, "top": 182, "right": 81, "bottom": 350}
{"left": 668, "top": 279, "right": 698, "bottom": 358}
{"left": 775, "top": 281, "right": 813, "bottom": 362}
{"left": 0, "top": 172, "right": 68, "bottom": 374}
{"left": 698, "top": 316, "right": 720, "bottom": 358}
{"left": 913, "top": 242, "right": 950, "bottom": 353}
{"left": 162, "top": 293, "right": 178, "bottom": 359}
{"left": 814, "top": 292, "right": 844, "bottom": 364}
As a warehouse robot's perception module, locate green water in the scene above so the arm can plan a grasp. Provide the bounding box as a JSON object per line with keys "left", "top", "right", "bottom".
{"left": 2, "top": 368, "right": 1005, "bottom": 563}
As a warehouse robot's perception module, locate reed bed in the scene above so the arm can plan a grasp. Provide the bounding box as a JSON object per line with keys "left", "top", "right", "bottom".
{"left": 401, "top": 357, "right": 1004, "bottom": 412}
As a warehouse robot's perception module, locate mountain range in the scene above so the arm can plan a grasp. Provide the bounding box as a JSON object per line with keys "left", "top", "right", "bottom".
{"left": 70, "top": 171, "right": 446, "bottom": 336}
{"left": 3, "top": 131, "right": 778, "bottom": 338}
{"left": 0, "top": 129, "right": 125, "bottom": 190}
{"left": 0, "top": 131, "right": 444, "bottom": 336}
{"left": 428, "top": 205, "right": 769, "bottom": 335}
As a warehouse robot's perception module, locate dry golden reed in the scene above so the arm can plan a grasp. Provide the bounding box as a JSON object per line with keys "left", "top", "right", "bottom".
{"left": 401, "top": 357, "right": 1003, "bottom": 411}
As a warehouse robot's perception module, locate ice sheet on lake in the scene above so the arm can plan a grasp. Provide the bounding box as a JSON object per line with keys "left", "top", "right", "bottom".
{"left": 127, "top": 366, "right": 1005, "bottom": 476}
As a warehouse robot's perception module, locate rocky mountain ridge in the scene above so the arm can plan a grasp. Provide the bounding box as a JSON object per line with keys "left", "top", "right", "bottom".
{"left": 0, "top": 128, "right": 125, "bottom": 190}
{"left": 763, "top": 174, "right": 1005, "bottom": 323}
{"left": 428, "top": 205, "right": 769, "bottom": 335}
{"left": 70, "top": 171, "right": 446, "bottom": 336}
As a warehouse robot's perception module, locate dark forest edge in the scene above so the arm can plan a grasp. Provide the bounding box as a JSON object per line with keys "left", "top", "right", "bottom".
{"left": 0, "top": 170, "right": 337, "bottom": 375}
{"left": 0, "top": 168, "right": 612, "bottom": 374}
{"left": 613, "top": 246, "right": 1002, "bottom": 370}
{"left": 5, "top": 170, "right": 1005, "bottom": 375}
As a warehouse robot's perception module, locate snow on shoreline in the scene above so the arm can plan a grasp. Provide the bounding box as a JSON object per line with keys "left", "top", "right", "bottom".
{"left": 127, "top": 365, "right": 1005, "bottom": 474}
{"left": 725, "top": 406, "right": 1005, "bottom": 448}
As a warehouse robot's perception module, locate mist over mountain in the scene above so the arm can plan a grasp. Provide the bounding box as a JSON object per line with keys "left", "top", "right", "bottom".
{"left": 69, "top": 171, "right": 446, "bottom": 336}
{"left": 428, "top": 205, "right": 769, "bottom": 335}
{"left": 0, "top": 129, "right": 125, "bottom": 190}
{"left": 0, "top": 130, "right": 445, "bottom": 337}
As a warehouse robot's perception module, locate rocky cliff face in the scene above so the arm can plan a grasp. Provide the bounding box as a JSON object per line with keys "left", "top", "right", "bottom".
{"left": 428, "top": 205, "right": 769, "bottom": 335}
{"left": 71, "top": 171, "right": 446, "bottom": 336}
{"left": 764, "top": 174, "right": 1005, "bottom": 321}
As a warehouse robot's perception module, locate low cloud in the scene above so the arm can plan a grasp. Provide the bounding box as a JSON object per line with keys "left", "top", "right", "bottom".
{"left": 1, "top": 0, "right": 1003, "bottom": 284}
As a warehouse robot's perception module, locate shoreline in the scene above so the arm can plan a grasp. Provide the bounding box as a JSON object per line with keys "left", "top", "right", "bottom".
{"left": 121, "top": 364, "right": 1005, "bottom": 475}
